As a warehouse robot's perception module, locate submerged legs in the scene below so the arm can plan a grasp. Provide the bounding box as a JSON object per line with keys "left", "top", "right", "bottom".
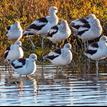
{"left": 41, "top": 37, "right": 45, "bottom": 80}
{"left": 96, "top": 60, "right": 99, "bottom": 77}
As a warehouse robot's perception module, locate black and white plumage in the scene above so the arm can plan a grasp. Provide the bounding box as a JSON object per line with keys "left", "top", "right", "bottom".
{"left": 88, "top": 42, "right": 99, "bottom": 50}
{"left": 11, "top": 53, "right": 37, "bottom": 75}
{"left": 23, "top": 6, "right": 58, "bottom": 36}
{"left": 47, "top": 19, "right": 71, "bottom": 43}
{"left": 71, "top": 17, "right": 90, "bottom": 38}
{"left": 84, "top": 36, "right": 107, "bottom": 60}
{"left": 23, "top": 6, "right": 59, "bottom": 50}
{"left": 45, "top": 48, "right": 62, "bottom": 59}
{"left": 71, "top": 14, "right": 102, "bottom": 41}
{"left": 71, "top": 18, "right": 90, "bottom": 31}
{"left": 84, "top": 36, "right": 107, "bottom": 76}
{"left": 43, "top": 43, "right": 72, "bottom": 66}
{"left": 6, "top": 21, "right": 23, "bottom": 41}
{"left": 4, "top": 41, "right": 24, "bottom": 62}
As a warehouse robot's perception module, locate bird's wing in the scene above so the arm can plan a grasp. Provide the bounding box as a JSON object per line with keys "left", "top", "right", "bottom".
{"left": 85, "top": 49, "right": 97, "bottom": 55}
{"left": 11, "top": 58, "right": 26, "bottom": 69}
{"left": 48, "top": 25, "right": 58, "bottom": 37}
{"left": 33, "top": 17, "right": 48, "bottom": 26}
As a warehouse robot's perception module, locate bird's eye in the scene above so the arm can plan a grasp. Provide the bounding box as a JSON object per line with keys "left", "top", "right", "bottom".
{"left": 32, "top": 56, "right": 35, "bottom": 59}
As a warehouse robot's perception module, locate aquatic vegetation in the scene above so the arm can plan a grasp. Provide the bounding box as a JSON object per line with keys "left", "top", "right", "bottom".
{"left": 0, "top": 0, "right": 107, "bottom": 66}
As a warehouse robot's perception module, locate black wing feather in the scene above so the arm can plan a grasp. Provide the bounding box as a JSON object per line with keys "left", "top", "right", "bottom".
{"left": 77, "top": 29, "right": 88, "bottom": 36}
{"left": 54, "top": 48, "right": 61, "bottom": 54}
{"left": 37, "top": 17, "right": 48, "bottom": 23}
{"left": 79, "top": 18, "right": 89, "bottom": 24}
{"left": 72, "top": 25, "right": 81, "bottom": 29}
{"left": 18, "top": 58, "right": 26, "bottom": 65}
{"left": 4, "top": 47, "right": 10, "bottom": 59}
{"left": 27, "top": 24, "right": 46, "bottom": 31}
{"left": 4, "top": 52, "right": 8, "bottom": 59}
{"left": 47, "top": 55, "right": 59, "bottom": 60}
{"left": 85, "top": 49, "right": 97, "bottom": 55}
{"left": 6, "top": 47, "right": 10, "bottom": 51}
{"left": 82, "top": 23, "right": 90, "bottom": 29}
{"left": 48, "top": 26, "right": 58, "bottom": 37}
{"left": 91, "top": 42, "right": 99, "bottom": 48}
{"left": 7, "top": 26, "right": 11, "bottom": 30}
{"left": 11, "top": 58, "right": 26, "bottom": 69}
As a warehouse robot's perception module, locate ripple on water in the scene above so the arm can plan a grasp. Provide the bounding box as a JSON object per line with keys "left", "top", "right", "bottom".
{"left": 0, "top": 65, "right": 107, "bottom": 106}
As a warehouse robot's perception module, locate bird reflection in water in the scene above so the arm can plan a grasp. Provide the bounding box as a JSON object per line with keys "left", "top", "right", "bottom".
{"left": 5, "top": 75, "right": 38, "bottom": 96}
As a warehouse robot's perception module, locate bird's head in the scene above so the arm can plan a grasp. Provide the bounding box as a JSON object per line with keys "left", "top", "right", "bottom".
{"left": 49, "top": 6, "right": 58, "bottom": 14}
{"left": 99, "top": 35, "right": 107, "bottom": 42}
{"left": 29, "top": 53, "right": 37, "bottom": 61}
{"left": 85, "top": 14, "right": 97, "bottom": 22}
{"left": 64, "top": 43, "right": 72, "bottom": 50}
{"left": 15, "top": 41, "right": 22, "bottom": 47}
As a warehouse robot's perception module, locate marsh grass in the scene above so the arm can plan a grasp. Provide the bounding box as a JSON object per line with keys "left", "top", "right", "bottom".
{"left": 0, "top": 0, "right": 107, "bottom": 73}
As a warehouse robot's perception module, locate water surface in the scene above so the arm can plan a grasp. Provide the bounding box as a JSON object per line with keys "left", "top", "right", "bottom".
{"left": 0, "top": 65, "right": 107, "bottom": 106}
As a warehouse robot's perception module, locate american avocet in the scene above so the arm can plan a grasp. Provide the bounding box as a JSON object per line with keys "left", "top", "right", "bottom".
{"left": 71, "top": 14, "right": 102, "bottom": 49}
{"left": 11, "top": 53, "right": 37, "bottom": 76}
{"left": 4, "top": 41, "right": 24, "bottom": 78}
{"left": 23, "top": 6, "right": 59, "bottom": 78}
{"left": 47, "top": 19, "right": 71, "bottom": 45}
{"left": 23, "top": 6, "right": 59, "bottom": 50}
{"left": 6, "top": 21, "right": 23, "bottom": 41}
{"left": 84, "top": 36, "right": 107, "bottom": 76}
{"left": 77, "top": 14, "right": 102, "bottom": 41}
{"left": 43, "top": 43, "right": 72, "bottom": 72}
{"left": 4, "top": 41, "right": 24, "bottom": 62}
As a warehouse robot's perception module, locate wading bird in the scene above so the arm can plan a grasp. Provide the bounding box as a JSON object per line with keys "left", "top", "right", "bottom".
{"left": 6, "top": 21, "right": 23, "bottom": 41}
{"left": 43, "top": 43, "right": 72, "bottom": 72}
{"left": 11, "top": 53, "right": 37, "bottom": 76}
{"left": 84, "top": 36, "right": 107, "bottom": 77}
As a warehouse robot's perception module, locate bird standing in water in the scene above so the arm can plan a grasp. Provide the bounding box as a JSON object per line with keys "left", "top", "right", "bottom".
{"left": 4, "top": 41, "right": 24, "bottom": 78}
{"left": 43, "top": 43, "right": 72, "bottom": 72}
{"left": 11, "top": 53, "right": 37, "bottom": 77}
{"left": 84, "top": 36, "right": 107, "bottom": 77}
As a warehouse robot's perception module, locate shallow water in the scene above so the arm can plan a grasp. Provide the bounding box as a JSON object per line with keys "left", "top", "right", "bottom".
{"left": 0, "top": 65, "right": 107, "bottom": 106}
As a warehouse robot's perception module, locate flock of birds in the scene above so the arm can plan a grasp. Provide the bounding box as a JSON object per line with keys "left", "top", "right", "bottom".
{"left": 4, "top": 6, "right": 107, "bottom": 78}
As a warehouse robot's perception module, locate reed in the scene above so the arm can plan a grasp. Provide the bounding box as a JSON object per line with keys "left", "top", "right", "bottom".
{"left": 0, "top": 0, "right": 107, "bottom": 66}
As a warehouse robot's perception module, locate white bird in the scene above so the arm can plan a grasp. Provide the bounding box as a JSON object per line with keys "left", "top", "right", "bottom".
{"left": 84, "top": 36, "right": 107, "bottom": 76}
{"left": 77, "top": 14, "right": 102, "bottom": 41}
{"left": 47, "top": 19, "right": 71, "bottom": 44}
{"left": 71, "top": 14, "right": 102, "bottom": 41}
{"left": 4, "top": 41, "right": 24, "bottom": 62}
{"left": 43, "top": 43, "right": 72, "bottom": 68}
{"left": 23, "top": 6, "right": 59, "bottom": 49}
{"left": 71, "top": 14, "right": 102, "bottom": 50}
{"left": 6, "top": 21, "right": 23, "bottom": 41}
{"left": 23, "top": 6, "right": 59, "bottom": 78}
{"left": 11, "top": 53, "right": 37, "bottom": 76}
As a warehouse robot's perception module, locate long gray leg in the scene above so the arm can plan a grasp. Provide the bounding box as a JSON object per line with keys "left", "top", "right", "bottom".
{"left": 84, "top": 42, "right": 86, "bottom": 51}
{"left": 96, "top": 60, "right": 99, "bottom": 77}
{"left": 56, "top": 66, "right": 59, "bottom": 74}
{"left": 60, "top": 66, "right": 64, "bottom": 72}
{"left": 41, "top": 37, "right": 45, "bottom": 81}
{"left": 28, "top": 36, "right": 35, "bottom": 50}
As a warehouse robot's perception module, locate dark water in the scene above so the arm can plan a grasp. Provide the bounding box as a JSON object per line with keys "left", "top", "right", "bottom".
{"left": 0, "top": 65, "right": 107, "bottom": 106}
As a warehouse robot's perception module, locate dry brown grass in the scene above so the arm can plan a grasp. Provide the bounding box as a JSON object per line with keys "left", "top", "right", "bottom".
{"left": 0, "top": 0, "right": 107, "bottom": 62}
